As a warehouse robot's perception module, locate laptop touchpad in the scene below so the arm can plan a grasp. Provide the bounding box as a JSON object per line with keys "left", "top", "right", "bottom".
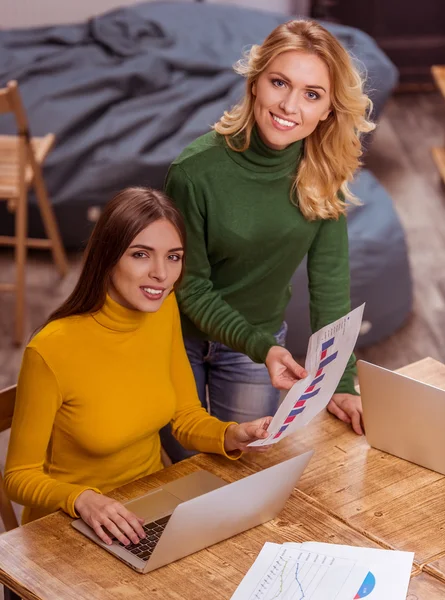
{"left": 123, "top": 471, "right": 228, "bottom": 519}
{"left": 165, "top": 470, "right": 228, "bottom": 501}
{"left": 124, "top": 488, "right": 182, "bottom": 519}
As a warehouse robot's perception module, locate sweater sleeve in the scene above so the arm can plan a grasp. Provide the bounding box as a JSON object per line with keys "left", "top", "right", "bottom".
{"left": 4, "top": 347, "right": 100, "bottom": 518}
{"left": 307, "top": 214, "right": 359, "bottom": 396}
{"left": 165, "top": 164, "right": 277, "bottom": 363}
{"left": 169, "top": 295, "right": 241, "bottom": 459}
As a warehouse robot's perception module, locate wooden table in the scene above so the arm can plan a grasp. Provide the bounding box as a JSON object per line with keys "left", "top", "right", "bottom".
{"left": 1, "top": 357, "right": 445, "bottom": 599}
{"left": 241, "top": 357, "right": 445, "bottom": 564}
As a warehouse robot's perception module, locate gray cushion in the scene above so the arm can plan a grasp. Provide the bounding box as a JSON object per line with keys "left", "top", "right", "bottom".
{"left": 0, "top": 2, "right": 398, "bottom": 247}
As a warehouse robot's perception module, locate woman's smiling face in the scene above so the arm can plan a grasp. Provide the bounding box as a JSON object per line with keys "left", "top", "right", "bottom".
{"left": 252, "top": 50, "right": 332, "bottom": 150}
{"left": 109, "top": 218, "right": 184, "bottom": 313}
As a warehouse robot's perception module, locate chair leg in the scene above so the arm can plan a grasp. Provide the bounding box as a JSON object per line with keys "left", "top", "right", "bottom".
{"left": 32, "top": 164, "right": 69, "bottom": 277}
{"left": 14, "top": 185, "right": 27, "bottom": 346}
{"left": 4, "top": 586, "right": 21, "bottom": 600}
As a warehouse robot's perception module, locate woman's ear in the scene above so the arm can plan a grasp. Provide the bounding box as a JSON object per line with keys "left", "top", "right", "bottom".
{"left": 252, "top": 81, "right": 257, "bottom": 96}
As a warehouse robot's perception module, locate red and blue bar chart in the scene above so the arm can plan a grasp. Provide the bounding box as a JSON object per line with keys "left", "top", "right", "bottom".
{"left": 273, "top": 336, "right": 338, "bottom": 440}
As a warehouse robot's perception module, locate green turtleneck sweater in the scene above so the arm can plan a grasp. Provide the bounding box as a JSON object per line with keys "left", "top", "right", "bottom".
{"left": 165, "top": 128, "right": 357, "bottom": 395}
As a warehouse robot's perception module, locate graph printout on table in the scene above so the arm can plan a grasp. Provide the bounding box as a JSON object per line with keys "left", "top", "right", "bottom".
{"left": 230, "top": 542, "right": 413, "bottom": 600}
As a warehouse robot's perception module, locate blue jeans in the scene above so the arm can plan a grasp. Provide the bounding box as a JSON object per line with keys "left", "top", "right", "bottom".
{"left": 160, "top": 322, "right": 287, "bottom": 463}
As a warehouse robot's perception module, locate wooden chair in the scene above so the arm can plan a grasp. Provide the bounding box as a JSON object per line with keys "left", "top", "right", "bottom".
{"left": 0, "top": 80, "right": 69, "bottom": 345}
{"left": 0, "top": 384, "right": 19, "bottom": 532}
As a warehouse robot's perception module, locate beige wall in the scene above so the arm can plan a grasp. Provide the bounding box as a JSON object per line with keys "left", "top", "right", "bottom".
{"left": 0, "top": 0, "right": 306, "bottom": 29}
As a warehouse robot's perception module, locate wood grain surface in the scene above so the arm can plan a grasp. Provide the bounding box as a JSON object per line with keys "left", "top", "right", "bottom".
{"left": 241, "top": 358, "right": 445, "bottom": 564}
{"left": 0, "top": 455, "right": 389, "bottom": 600}
{"left": 0, "top": 358, "right": 445, "bottom": 598}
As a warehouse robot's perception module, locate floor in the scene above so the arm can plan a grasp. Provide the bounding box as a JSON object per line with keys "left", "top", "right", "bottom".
{"left": 356, "top": 92, "right": 445, "bottom": 369}
{"left": 0, "top": 91, "right": 445, "bottom": 535}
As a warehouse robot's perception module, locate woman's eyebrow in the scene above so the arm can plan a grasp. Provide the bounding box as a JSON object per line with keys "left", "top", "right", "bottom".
{"left": 305, "top": 85, "right": 327, "bottom": 92}
{"left": 129, "top": 244, "right": 184, "bottom": 252}
{"left": 269, "top": 71, "right": 291, "bottom": 83}
{"left": 268, "top": 72, "right": 327, "bottom": 93}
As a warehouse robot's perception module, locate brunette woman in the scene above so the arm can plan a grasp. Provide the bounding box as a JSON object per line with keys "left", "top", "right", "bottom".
{"left": 5, "top": 187, "right": 271, "bottom": 546}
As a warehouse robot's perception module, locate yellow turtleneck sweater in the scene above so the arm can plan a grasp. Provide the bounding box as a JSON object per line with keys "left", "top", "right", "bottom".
{"left": 5, "top": 293, "right": 235, "bottom": 524}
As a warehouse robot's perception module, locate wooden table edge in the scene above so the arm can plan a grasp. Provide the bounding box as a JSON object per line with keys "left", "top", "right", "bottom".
{"left": 422, "top": 563, "right": 445, "bottom": 584}
{"left": 0, "top": 566, "right": 39, "bottom": 600}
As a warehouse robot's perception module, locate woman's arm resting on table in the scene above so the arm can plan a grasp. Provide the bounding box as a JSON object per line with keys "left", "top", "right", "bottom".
{"left": 6, "top": 348, "right": 150, "bottom": 540}
{"left": 4, "top": 348, "right": 99, "bottom": 518}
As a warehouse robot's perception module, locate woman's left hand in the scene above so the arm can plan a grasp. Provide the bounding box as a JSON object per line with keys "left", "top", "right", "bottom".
{"left": 224, "top": 417, "right": 273, "bottom": 453}
{"left": 327, "top": 393, "right": 364, "bottom": 435}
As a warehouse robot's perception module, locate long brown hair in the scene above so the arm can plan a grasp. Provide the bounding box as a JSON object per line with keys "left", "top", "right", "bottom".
{"left": 214, "top": 19, "right": 375, "bottom": 220}
{"left": 44, "top": 187, "right": 186, "bottom": 327}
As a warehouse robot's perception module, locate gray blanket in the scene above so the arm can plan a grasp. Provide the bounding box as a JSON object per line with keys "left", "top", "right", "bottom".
{"left": 0, "top": 1, "right": 398, "bottom": 246}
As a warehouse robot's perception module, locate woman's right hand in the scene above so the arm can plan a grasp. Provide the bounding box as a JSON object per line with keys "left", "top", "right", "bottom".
{"left": 74, "top": 489, "right": 146, "bottom": 546}
{"left": 265, "top": 345, "right": 307, "bottom": 390}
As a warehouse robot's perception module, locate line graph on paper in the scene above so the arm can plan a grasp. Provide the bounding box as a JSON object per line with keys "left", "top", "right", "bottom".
{"left": 248, "top": 548, "right": 361, "bottom": 600}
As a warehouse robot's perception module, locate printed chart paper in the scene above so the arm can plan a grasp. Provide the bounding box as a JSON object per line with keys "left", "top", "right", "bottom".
{"left": 299, "top": 543, "right": 414, "bottom": 600}
{"left": 249, "top": 304, "right": 365, "bottom": 447}
{"left": 230, "top": 542, "right": 414, "bottom": 600}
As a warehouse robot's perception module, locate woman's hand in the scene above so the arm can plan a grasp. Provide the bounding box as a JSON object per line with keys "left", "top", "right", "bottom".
{"left": 327, "top": 393, "right": 364, "bottom": 435}
{"left": 74, "top": 489, "right": 146, "bottom": 546}
{"left": 224, "top": 416, "right": 273, "bottom": 453}
{"left": 265, "top": 346, "right": 307, "bottom": 390}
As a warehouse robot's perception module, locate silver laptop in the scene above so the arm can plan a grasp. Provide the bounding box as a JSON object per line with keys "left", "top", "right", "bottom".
{"left": 358, "top": 360, "right": 445, "bottom": 474}
{"left": 72, "top": 451, "right": 313, "bottom": 573}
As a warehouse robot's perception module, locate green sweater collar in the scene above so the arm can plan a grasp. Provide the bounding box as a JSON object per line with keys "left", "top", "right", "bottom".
{"left": 226, "top": 126, "right": 303, "bottom": 175}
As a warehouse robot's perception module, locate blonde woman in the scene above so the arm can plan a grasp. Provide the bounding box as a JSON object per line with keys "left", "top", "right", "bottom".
{"left": 163, "top": 20, "right": 375, "bottom": 461}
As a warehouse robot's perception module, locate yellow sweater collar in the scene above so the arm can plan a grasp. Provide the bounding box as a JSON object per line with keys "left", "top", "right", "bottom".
{"left": 92, "top": 294, "right": 147, "bottom": 332}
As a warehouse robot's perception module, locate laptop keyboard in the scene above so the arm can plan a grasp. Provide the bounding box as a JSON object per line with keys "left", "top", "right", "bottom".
{"left": 118, "top": 515, "right": 171, "bottom": 562}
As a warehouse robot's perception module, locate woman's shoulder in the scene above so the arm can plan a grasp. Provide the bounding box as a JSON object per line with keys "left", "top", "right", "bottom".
{"left": 28, "top": 314, "right": 89, "bottom": 356}
{"left": 170, "top": 130, "right": 228, "bottom": 174}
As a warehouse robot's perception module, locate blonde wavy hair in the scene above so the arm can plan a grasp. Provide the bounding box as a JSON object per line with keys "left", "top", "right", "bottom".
{"left": 214, "top": 19, "right": 375, "bottom": 220}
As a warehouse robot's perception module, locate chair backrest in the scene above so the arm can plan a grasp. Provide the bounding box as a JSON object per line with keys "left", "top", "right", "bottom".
{"left": 0, "top": 87, "right": 11, "bottom": 113}
{"left": 0, "top": 385, "right": 16, "bottom": 433}
{"left": 0, "top": 80, "right": 35, "bottom": 210}
{"left": 0, "top": 80, "right": 30, "bottom": 137}
{"left": 0, "top": 384, "right": 19, "bottom": 531}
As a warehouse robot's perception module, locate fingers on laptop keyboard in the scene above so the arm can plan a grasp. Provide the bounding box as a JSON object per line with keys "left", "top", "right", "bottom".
{"left": 119, "top": 507, "right": 146, "bottom": 541}
{"left": 106, "top": 515, "right": 142, "bottom": 546}
{"left": 118, "top": 516, "right": 171, "bottom": 562}
{"left": 100, "top": 514, "right": 145, "bottom": 546}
